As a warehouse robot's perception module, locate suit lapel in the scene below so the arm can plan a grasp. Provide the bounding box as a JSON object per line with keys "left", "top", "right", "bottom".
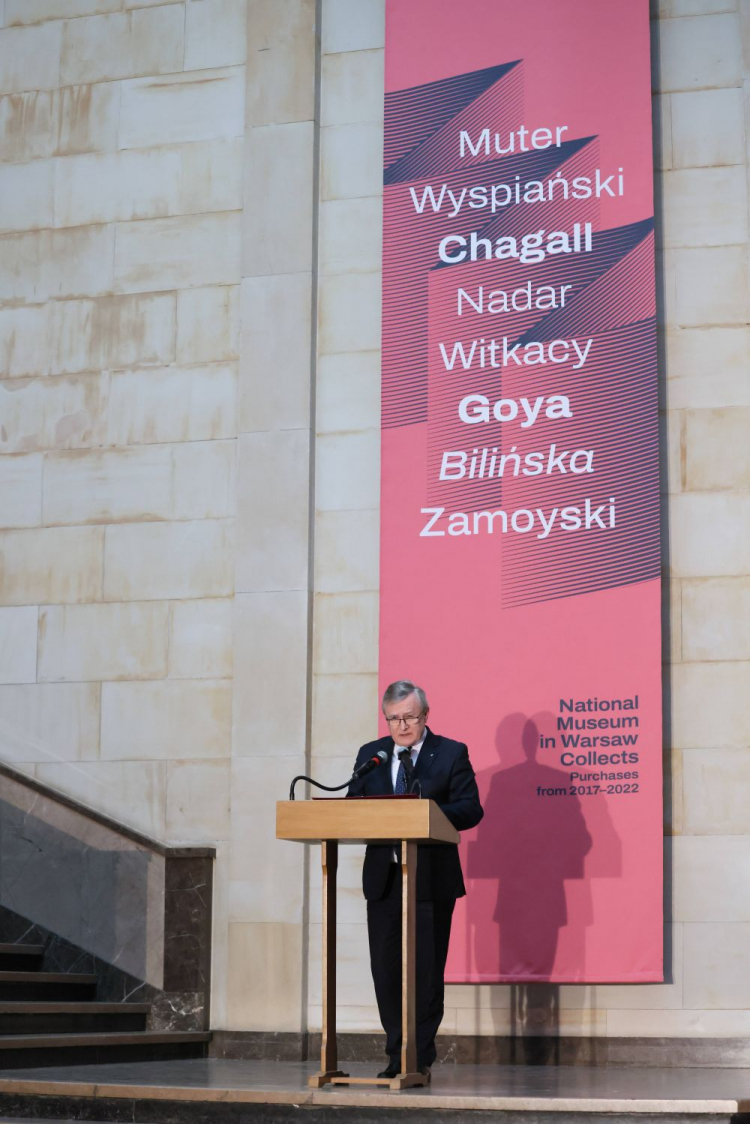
{"left": 413, "top": 728, "right": 439, "bottom": 783}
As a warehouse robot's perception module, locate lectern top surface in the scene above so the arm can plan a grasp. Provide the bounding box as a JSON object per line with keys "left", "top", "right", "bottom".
{"left": 275, "top": 798, "right": 459, "bottom": 845}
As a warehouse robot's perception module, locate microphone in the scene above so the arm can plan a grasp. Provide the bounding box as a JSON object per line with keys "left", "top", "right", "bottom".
{"left": 398, "top": 748, "right": 415, "bottom": 791}
{"left": 352, "top": 749, "right": 388, "bottom": 780}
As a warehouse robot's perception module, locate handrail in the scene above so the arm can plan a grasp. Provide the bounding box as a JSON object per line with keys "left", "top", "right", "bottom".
{"left": 0, "top": 760, "right": 215, "bottom": 859}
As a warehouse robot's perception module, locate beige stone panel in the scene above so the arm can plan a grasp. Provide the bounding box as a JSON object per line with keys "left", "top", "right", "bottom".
{"left": 311, "top": 673, "right": 379, "bottom": 757}
{"left": 444, "top": 984, "right": 512, "bottom": 1011}
{"left": 606, "top": 1009, "right": 750, "bottom": 1038}
{"left": 685, "top": 407, "right": 750, "bottom": 489}
{"left": 659, "top": 167, "right": 747, "bottom": 248}
{"left": 671, "top": 88, "right": 744, "bottom": 169}
{"left": 662, "top": 409, "right": 683, "bottom": 494}
{"left": 43, "top": 446, "right": 173, "bottom": 526}
{"left": 683, "top": 578, "right": 750, "bottom": 661}
{"left": 321, "top": 122, "right": 383, "bottom": 201}
{"left": 455, "top": 1006, "right": 606, "bottom": 1037}
{"left": 176, "top": 137, "right": 245, "bottom": 214}
{"left": 101, "top": 679, "right": 232, "bottom": 759}
{"left": 322, "top": 0, "right": 385, "bottom": 53}
{"left": 652, "top": 94, "right": 672, "bottom": 172}
{"left": 233, "top": 591, "right": 308, "bottom": 755}
{"left": 562, "top": 927, "right": 683, "bottom": 1010}
{"left": 0, "top": 453, "right": 42, "bottom": 528}
{"left": 673, "top": 246, "right": 748, "bottom": 326}
{"left": 684, "top": 922, "right": 750, "bottom": 1010}
{"left": 0, "top": 22, "right": 61, "bottom": 95}
{"left": 246, "top": 0, "right": 315, "bottom": 127}
{"left": 185, "top": 0, "right": 246, "bottom": 70}
{"left": 313, "top": 592, "right": 378, "bottom": 675}
{"left": 0, "top": 307, "right": 50, "bottom": 380}
{"left": 308, "top": 920, "right": 376, "bottom": 1009}
{"left": 229, "top": 756, "right": 305, "bottom": 921}
{"left": 167, "top": 759, "right": 231, "bottom": 841}
{"left": 0, "top": 605, "right": 37, "bottom": 683}
{"left": 657, "top": 13, "right": 742, "bottom": 91}
{"left": 0, "top": 153, "right": 53, "bottom": 231}
{"left": 319, "top": 197, "right": 382, "bottom": 276}
{"left": 307, "top": 835, "right": 364, "bottom": 926}
{"left": 663, "top": 576, "right": 682, "bottom": 666}
{"left": 226, "top": 922, "right": 303, "bottom": 1031}
{"left": 317, "top": 351, "right": 380, "bottom": 435}
{"left": 103, "top": 520, "right": 234, "bottom": 601}
{"left": 321, "top": 49, "right": 384, "bottom": 126}
{"left": 0, "top": 225, "right": 115, "bottom": 303}
{"left": 119, "top": 67, "right": 245, "bottom": 149}
{"left": 318, "top": 272, "right": 382, "bottom": 354}
{"left": 683, "top": 748, "right": 750, "bottom": 834}
{"left": 0, "top": 526, "right": 103, "bottom": 605}
{"left": 172, "top": 440, "right": 236, "bottom": 521}
{"left": 60, "top": 8, "right": 184, "bottom": 86}
{"left": 0, "top": 683, "right": 99, "bottom": 763}
{"left": 658, "top": 0, "right": 736, "bottom": 14}
{"left": 114, "top": 212, "right": 242, "bottom": 295}
{"left": 55, "top": 148, "right": 183, "bottom": 227}
{"left": 36, "top": 760, "right": 167, "bottom": 837}
{"left": 307, "top": 1003, "right": 382, "bottom": 1033}
{"left": 671, "top": 661, "right": 750, "bottom": 748}
{"left": 239, "top": 273, "right": 311, "bottom": 433}
{"left": 0, "top": 90, "right": 56, "bottom": 163}
{"left": 6, "top": 0, "right": 120, "bottom": 22}
{"left": 0, "top": 373, "right": 107, "bottom": 453}
{"left": 52, "top": 293, "right": 176, "bottom": 376}
{"left": 670, "top": 493, "right": 750, "bottom": 576}
{"left": 177, "top": 286, "right": 240, "bottom": 365}
{"left": 316, "top": 430, "right": 379, "bottom": 512}
{"left": 57, "top": 82, "right": 120, "bottom": 157}
{"left": 236, "top": 430, "right": 310, "bottom": 593}
{"left": 665, "top": 746, "right": 684, "bottom": 836}
{"left": 169, "top": 598, "right": 233, "bottom": 680}
{"left": 314, "top": 509, "right": 378, "bottom": 594}
{"left": 244, "top": 123, "right": 314, "bottom": 277}
{"left": 38, "top": 601, "right": 168, "bottom": 682}
{"left": 107, "top": 364, "right": 237, "bottom": 446}
{"left": 665, "top": 327, "right": 750, "bottom": 408}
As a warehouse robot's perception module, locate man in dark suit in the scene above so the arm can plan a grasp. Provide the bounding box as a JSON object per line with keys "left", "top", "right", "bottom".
{"left": 348, "top": 680, "right": 483, "bottom": 1079}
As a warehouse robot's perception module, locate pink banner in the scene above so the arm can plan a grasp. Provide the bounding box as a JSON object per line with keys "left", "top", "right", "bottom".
{"left": 380, "top": 0, "right": 662, "bottom": 982}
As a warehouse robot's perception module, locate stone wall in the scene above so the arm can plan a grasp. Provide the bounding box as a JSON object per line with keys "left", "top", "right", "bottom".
{"left": 1, "top": 0, "right": 749, "bottom": 1046}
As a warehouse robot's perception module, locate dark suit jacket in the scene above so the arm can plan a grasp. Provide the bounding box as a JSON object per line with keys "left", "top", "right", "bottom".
{"left": 347, "top": 729, "right": 484, "bottom": 902}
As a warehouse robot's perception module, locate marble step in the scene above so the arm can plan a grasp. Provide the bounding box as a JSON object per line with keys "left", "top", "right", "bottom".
{"left": 0, "top": 975, "right": 97, "bottom": 1002}
{"left": 0, "top": 1030, "right": 210, "bottom": 1069}
{"left": 0, "top": 1003, "right": 150, "bottom": 1036}
{"left": 0, "top": 949, "right": 44, "bottom": 973}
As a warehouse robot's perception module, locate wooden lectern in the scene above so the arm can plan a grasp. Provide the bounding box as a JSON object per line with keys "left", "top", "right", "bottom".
{"left": 276, "top": 797, "right": 459, "bottom": 1091}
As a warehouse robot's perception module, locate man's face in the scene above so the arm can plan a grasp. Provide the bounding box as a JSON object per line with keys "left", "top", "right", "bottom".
{"left": 383, "top": 691, "right": 428, "bottom": 748}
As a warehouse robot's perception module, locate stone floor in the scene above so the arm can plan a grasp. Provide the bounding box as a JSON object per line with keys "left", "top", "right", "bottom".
{"left": 1, "top": 1058, "right": 750, "bottom": 1116}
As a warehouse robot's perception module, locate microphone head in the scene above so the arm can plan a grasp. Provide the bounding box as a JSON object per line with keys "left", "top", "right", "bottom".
{"left": 375, "top": 750, "right": 388, "bottom": 765}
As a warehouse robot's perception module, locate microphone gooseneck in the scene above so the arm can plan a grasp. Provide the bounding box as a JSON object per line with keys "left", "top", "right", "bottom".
{"left": 289, "top": 749, "right": 388, "bottom": 800}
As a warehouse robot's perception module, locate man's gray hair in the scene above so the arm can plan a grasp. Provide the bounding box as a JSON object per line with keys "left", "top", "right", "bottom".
{"left": 381, "top": 680, "right": 429, "bottom": 713}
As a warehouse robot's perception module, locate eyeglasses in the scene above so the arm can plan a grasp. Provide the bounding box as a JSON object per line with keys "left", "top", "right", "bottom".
{"left": 385, "top": 712, "right": 425, "bottom": 727}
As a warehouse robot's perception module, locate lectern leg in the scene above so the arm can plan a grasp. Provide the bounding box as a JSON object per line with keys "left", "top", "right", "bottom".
{"left": 309, "top": 840, "right": 348, "bottom": 1089}
{"left": 390, "top": 840, "right": 428, "bottom": 1091}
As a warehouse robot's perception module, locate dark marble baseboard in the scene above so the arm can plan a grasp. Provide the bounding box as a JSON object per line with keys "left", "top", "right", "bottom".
{"left": 209, "top": 1030, "right": 750, "bottom": 1069}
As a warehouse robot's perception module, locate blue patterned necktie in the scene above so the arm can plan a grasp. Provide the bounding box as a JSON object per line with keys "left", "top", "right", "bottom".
{"left": 395, "top": 758, "right": 408, "bottom": 794}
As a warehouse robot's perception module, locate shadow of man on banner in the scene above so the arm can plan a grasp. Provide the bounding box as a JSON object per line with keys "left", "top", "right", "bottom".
{"left": 467, "top": 712, "right": 593, "bottom": 980}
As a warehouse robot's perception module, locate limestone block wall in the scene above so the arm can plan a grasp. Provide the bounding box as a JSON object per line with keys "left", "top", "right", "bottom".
{"left": 1, "top": 0, "right": 750, "bottom": 1044}
{"left": 0, "top": 0, "right": 243, "bottom": 1024}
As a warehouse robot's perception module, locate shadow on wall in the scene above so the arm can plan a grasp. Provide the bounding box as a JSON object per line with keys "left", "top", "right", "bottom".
{"left": 0, "top": 798, "right": 158, "bottom": 986}
{"left": 465, "top": 712, "right": 622, "bottom": 1053}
